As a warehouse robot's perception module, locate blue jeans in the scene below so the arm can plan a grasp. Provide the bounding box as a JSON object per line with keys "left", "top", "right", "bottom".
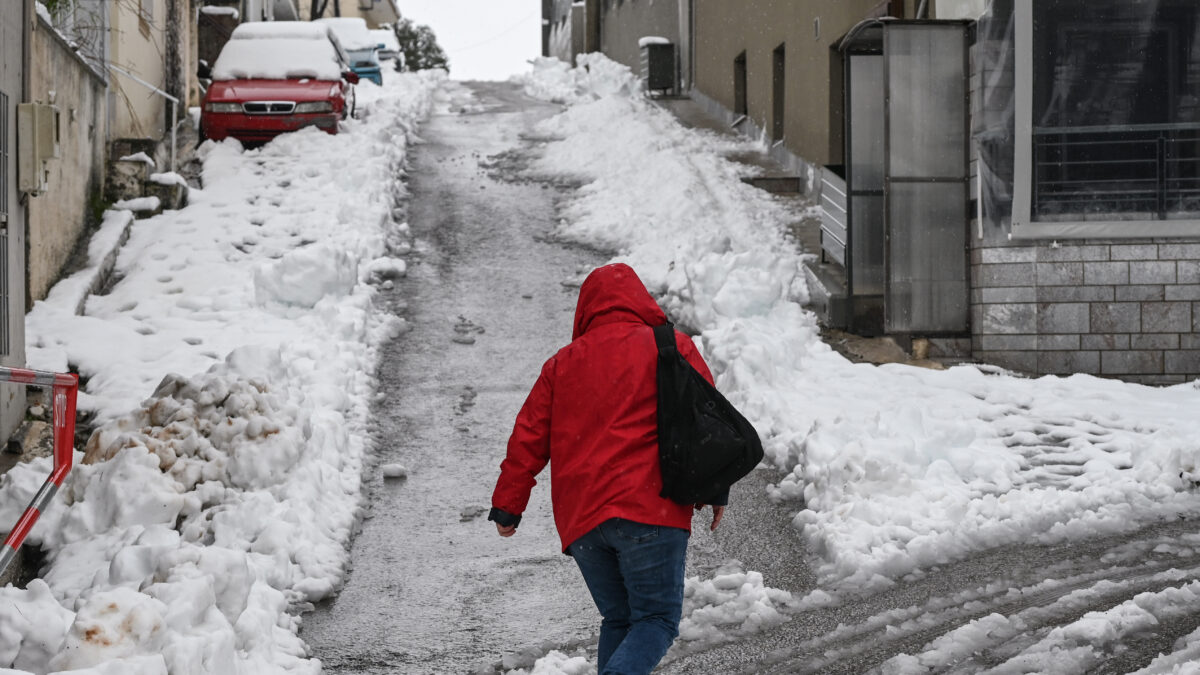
{"left": 567, "top": 518, "right": 689, "bottom": 675}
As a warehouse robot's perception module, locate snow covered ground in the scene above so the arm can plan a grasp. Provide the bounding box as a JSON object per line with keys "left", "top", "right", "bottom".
{"left": 3, "top": 52, "right": 1200, "bottom": 675}
{"left": 1, "top": 73, "right": 440, "bottom": 674}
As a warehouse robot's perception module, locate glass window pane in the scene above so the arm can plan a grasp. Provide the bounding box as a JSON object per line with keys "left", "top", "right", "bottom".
{"left": 887, "top": 183, "right": 968, "bottom": 333}
{"left": 850, "top": 195, "right": 884, "bottom": 295}
{"left": 887, "top": 25, "right": 967, "bottom": 179}
{"left": 848, "top": 54, "right": 884, "bottom": 191}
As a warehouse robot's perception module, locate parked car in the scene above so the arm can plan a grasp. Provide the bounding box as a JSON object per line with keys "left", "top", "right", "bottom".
{"left": 199, "top": 25, "right": 359, "bottom": 144}
{"left": 318, "top": 18, "right": 383, "bottom": 85}
{"left": 224, "top": 21, "right": 357, "bottom": 116}
{"left": 370, "top": 27, "right": 404, "bottom": 70}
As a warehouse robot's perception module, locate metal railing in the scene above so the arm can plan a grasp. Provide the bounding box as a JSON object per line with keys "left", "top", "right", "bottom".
{"left": 1033, "top": 122, "right": 1200, "bottom": 220}
{"left": 819, "top": 167, "right": 848, "bottom": 267}
{"left": 0, "top": 367, "right": 79, "bottom": 575}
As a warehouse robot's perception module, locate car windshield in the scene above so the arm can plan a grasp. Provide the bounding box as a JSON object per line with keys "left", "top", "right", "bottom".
{"left": 348, "top": 48, "right": 379, "bottom": 68}
{"left": 212, "top": 38, "right": 342, "bottom": 81}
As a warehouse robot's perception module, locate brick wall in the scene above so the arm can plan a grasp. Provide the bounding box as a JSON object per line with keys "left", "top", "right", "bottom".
{"left": 971, "top": 240, "right": 1200, "bottom": 384}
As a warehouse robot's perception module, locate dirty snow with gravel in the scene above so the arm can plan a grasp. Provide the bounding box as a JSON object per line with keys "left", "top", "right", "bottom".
{"left": 511, "top": 54, "right": 1200, "bottom": 671}
{"left": 0, "top": 72, "right": 441, "bottom": 674}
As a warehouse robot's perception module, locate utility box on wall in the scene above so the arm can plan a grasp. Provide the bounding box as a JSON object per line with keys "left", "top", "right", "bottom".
{"left": 640, "top": 40, "right": 676, "bottom": 96}
{"left": 17, "top": 102, "right": 60, "bottom": 196}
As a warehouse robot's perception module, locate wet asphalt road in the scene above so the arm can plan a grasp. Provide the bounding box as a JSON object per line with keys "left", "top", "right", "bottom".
{"left": 302, "top": 81, "right": 1200, "bottom": 674}
{"left": 301, "top": 81, "right": 605, "bottom": 673}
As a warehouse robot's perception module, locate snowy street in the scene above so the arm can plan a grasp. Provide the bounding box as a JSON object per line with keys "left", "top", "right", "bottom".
{"left": 3, "top": 55, "right": 1200, "bottom": 674}
{"left": 300, "top": 81, "right": 605, "bottom": 673}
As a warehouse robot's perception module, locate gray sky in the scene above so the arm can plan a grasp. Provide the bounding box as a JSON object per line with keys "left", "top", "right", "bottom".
{"left": 394, "top": 0, "right": 542, "bottom": 81}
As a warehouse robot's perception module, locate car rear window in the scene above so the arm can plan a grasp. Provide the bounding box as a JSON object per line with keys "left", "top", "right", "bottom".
{"left": 230, "top": 22, "right": 329, "bottom": 41}
{"left": 212, "top": 38, "right": 342, "bottom": 81}
{"left": 318, "top": 18, "right": 375, "bottom": 51}
{"left": 370, "top": 29, "right": 400, "bottom": 53}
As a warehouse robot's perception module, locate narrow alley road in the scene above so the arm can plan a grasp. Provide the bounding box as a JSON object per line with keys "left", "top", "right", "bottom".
{"left": 301, "top": 82, "right": 605, "bottom": 673}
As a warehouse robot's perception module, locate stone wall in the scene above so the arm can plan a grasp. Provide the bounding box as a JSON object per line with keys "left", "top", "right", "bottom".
{"left": 29, "top": 13, "right": 107, "bottom": 304}
{"left": 971, "top": 239, "right": 1200, "bottom": 384}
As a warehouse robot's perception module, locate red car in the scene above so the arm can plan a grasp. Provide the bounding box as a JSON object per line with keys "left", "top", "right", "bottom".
{"left": 200, "top": 26, "right": 359, "bottom": 144}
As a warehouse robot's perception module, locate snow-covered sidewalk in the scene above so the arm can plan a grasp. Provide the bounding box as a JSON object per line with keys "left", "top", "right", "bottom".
{"left": 0, "top": 73, "right": 441, "bottom": 674}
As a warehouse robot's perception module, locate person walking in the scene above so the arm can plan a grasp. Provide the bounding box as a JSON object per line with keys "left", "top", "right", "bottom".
{"left": 489, "top": 263, "right": 725, "bottom": 675}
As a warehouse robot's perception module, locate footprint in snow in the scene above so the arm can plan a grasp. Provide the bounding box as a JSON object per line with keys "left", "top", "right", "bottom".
{"left": 460, "top": 506, "right": 487, "bottom": 522}
{"left": 452, "top": 316, "right": 485, "bottom": 345}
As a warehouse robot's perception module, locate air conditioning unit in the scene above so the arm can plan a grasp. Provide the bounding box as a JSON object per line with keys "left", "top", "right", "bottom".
{"left": 17, "top": 103, "right": 61, "bottom": 196}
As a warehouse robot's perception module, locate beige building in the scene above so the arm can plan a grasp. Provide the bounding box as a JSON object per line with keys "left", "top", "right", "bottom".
{"left": 547, "top": 0, "right": 913, "bottom": 183}
{"left": 297, "top": 0, "right": 400, "bottom": 28}
{"left": 108, "top": 0, "right": 195, "bottom": 147}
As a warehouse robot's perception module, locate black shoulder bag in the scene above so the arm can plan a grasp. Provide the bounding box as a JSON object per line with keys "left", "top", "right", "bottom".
{"left": 653, "top": 322, "right": 764, "bottom": 505}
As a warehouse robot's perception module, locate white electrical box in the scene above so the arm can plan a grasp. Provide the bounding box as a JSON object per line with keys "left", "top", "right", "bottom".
{"left": 17, "top": 102, "right": 61, "bottom": 196}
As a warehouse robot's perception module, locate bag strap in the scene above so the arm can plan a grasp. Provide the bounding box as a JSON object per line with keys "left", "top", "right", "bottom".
{"left": 653, "top": 322, "right": 676, "bottom": 355}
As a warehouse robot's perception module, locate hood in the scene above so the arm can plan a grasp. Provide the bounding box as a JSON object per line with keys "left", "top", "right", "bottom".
{"left": 572, "top": 263, "right": 666, "bottom": 340}
{"left": 206, "top": 79, "right": 338, "bottom": 102}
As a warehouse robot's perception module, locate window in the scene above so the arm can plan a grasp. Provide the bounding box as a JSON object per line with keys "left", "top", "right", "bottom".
{"left": 0, "top": 91, "right": 7, "bottom": 226}
{"left": 772, "top": 43, "right": 785, "bottom": 142}
{"left": 1012, "top": 0, "right": 1200, "bottom": 237}
{"left": 733, "top": 51, "right": 747, "bottom": 117}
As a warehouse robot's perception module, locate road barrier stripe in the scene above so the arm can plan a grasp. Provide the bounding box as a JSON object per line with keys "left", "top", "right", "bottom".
{"left": 0, "top": 367, "right": 78, "bottom": 576}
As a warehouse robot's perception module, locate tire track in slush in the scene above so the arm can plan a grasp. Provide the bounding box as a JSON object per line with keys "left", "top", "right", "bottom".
{"left": 661, "top": 518, "right": 1200, "bottom": 674}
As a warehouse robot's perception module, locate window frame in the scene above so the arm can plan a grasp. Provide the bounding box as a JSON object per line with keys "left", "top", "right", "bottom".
{"left": 1011, "top": 0, "right": 1200, "bottom": 239}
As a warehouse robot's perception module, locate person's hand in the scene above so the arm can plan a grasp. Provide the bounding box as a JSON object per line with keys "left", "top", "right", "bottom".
{"left": 496, "top": 523, "right": 516, "bottom": 537}
{"left": 695, "top": 504, "right": 725, "bottom": 531}
{"left": 709, "top": 505, "right": 725, "bottom": 531}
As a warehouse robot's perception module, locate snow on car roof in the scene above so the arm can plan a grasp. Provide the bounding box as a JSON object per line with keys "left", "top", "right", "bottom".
{"left": 230, "top": 21, "right": 330, "bottom": 40}
{"left": 370, "top": 28, "right": 400, "bottom": 52}
{"left": 316, "top": 17, "right": 376, "bottom": 51}
{"left": 212, "top": 38, "right": 342, "bottom": 81}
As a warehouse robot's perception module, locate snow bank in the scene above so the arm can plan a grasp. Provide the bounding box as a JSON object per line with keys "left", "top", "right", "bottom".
{"left": 513, "top": 53, "right": 641, "bottom": 105}
{"left": 7, "top": 70, "right": 445, "bottom": 674}
{"left": 111, "top": 196, "right": 160, "bottom": 213}
{"left": 253, "top": 244, "right": 358, "bottom": 307}
{"left": 518, "top": 53, "right": 1200, "bottom": 594}
{"left": 676, "top": 563, "right": 794, "bottom": 647}
{"left": 508, "top": 651, "right": 595, "bottom": 675}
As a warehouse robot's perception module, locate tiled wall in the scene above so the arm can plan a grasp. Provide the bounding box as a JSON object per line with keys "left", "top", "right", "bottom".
{"left": 971, "top": 240, "right": 1200, "bottom": 384}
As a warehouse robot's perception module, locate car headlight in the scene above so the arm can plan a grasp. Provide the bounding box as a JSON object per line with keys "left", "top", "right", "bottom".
{"left": 204, "top": 102, "right": 241, "bottom": 113}
{"left": 294, "top": 101, "right": 333, "bottom": 114}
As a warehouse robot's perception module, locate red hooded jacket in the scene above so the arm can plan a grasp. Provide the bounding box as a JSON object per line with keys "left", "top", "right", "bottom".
{"left": 491, "top": 263, "right": 715, "bottom": 552}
